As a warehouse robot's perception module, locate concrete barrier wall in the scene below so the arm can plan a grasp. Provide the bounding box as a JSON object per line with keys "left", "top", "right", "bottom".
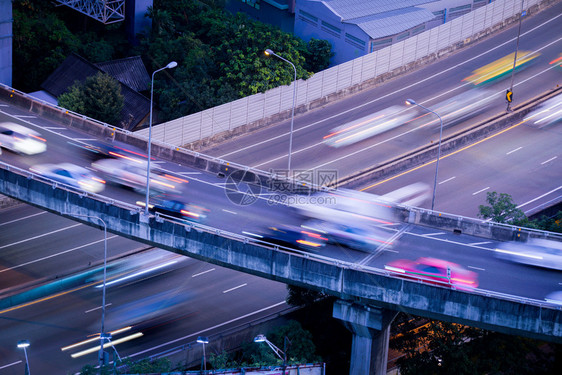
{"left": 1, "top": 165, "right": 560, "bottom": 343}
{"left": 134, "top": 0, "right": 555, "bottom": 148}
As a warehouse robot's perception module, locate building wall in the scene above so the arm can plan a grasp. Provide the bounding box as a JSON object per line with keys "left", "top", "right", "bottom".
{"left": 225, "top": 0, "right": 296, "bottom": 33}
{"left": 0, "top": 0, "right": 12, "bottom": 86}
{"left": 295, "top": 0, "right": 492, "bottom": 66}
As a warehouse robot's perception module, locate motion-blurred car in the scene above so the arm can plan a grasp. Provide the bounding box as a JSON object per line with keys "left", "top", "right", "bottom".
{"left": 385, "top": 257, "right": 479, "bottom": 290}
{"left": 302, "top": 219, "right": 396, "bottom": 252}
{"left": 138, "top": 199, "right": 209, "bottom": 223}
{"left": 30, "top": 162, "right": 105, "bottom": 193}
{"left": 494, "top": 238, "right": 562, "bottom": 270}
{"left": 523, "top": 94, "right": 562, "bottom": 127}
{"left": 92, "top": 158, "right": 181, "bottom": 194}
{"left": 463, "top": 51, "right": 539, "bottom": 85}
{"left": 323, "top": 105, "right": 416, "bottom": 147}
{"left": 69, "top": 139, "right": 147, "bottom": 161}
{"left": 0, "top": 122, "right": 47, "bottom": 155}
{"left": 250, "top": 224, "right": 328, "bottom": 251}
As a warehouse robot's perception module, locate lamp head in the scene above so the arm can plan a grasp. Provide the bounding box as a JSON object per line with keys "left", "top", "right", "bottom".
{"left": 166, "top": 61, "right": 178, "bottom": 69}
{"left": 265, "top": 49, "right": 274, "bottom": 56}
{"left": 197, "top": 336, "right": 209, "bottom": 344}
{"left": 405, "top": 98, "right": 416, "bottom": 106}
{"left": 254, "top": 334, "right": 267, "bottom": 343}
{"left": 17, "top": 340, "right": 30, "bottom": 349}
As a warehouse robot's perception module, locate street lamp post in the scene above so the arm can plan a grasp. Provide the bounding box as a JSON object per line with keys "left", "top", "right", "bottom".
{"left": 254, "top": 334, "right": 288, "bottom": 375}
{"left": 507, "top": 0, "right": 526, "bottom": 112}
{"left": 196, "top": 336, "right": 209, "bottom": 374}
{"left": 264, "top": 49, "right": 297, "bottom": 172}
{"left": 145, "top": 61, "right": 178, "bottom": 216}
{"left": 17, "top": 340, "right": 31, "bottom": 375}
{"left": 405, "top": 99, "right": 443, "bottom": 211}
{"left": 61, "top": 213, "right": 108, "bottom": 371}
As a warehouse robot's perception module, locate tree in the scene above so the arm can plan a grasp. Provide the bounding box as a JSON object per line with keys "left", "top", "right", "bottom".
{"left": 58, "top": 72, "right": 124, "bottom": 125}
{"left": 304, "top": 38, "right": 333, "bottom": 72}
{"left": 286, "top": 285, "right": 328, "bottom": 308}
{"left": 478, "top": 191, "right": 527, "bottom": 224}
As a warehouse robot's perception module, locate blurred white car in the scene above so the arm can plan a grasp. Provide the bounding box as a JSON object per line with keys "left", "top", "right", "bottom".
{"left": 323, "top": 106, "right": 415, "bottom": 147}
{"left": 0, "top": 122, "right": 47, "bottom": 155}
{"left": 91, "top": 158, "right": 181, "bottom": 194}
{"left": 30, "top": 163, "right": 105, "bottom": 193}
{"left": 524, "top": 94, "right": 562, "bottom": 127}
{"left": 494, "top": 238, "right": 562, "bottom": 270}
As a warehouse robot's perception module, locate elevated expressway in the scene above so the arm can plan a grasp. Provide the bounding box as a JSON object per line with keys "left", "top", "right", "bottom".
{"left": 0, "top": 88, "right": 561, "bottom": 374}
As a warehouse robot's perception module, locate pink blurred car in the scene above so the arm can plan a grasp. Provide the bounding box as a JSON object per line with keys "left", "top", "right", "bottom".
{"left": 385, "top": 257, "right": 479, "bottom": 290}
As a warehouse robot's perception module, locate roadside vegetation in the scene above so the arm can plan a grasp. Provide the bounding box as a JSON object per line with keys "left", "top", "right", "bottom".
{"left": 13, "top": 0, "right": 332, "bottom": 124}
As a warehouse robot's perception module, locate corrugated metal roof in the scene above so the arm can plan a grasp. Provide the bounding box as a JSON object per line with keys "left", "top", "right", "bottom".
{"left": 96, "top": 56, "right": 150, "bottom": 92}
{"left": 351, "top": 7, "right": 436, "bottom": 39}
{"left": 41, "top": 54, "right": 151, "bottom": 130}
{"left": 310, "top": 0, "right": 435, "bottom": 20}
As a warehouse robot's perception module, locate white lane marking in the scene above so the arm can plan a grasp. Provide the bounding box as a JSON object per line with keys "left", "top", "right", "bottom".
{"left": 517, "top": 186, "right": 562, "bottom": 208}
{"left": 472, "top": 187, "right": 490, "bottom": 195}
{"left": 0, "top": 224, "right": 81, "bottom": 250}
{"left": 541, "top": 156, "right": 557, "bottom": 165}
{"left": 469, "top": 241, "right": 492, "bottom": 246}
{"left": 44, "top": 127, "right": 67, "bottom": 130}
{"left": 439, "top": 176, "right": 456, "bottom": 185}
{"left": 506, "top": 146, "right": 522, "bottom": 155}
{"left": 13, "top": 115, "right": 36, "bottom": 118}
{"left": 85, "top": 303, "right": 112, "bottom": 313}
{"left": 222, "top": 209, "right": 237, "bottom": 215}
{"left": 127, "top": 301, "right": 287, "bottom": 358}
{"left": 0, "top": 361, "right": 22, "bottom": 370}
{"left": 223, "top": 283, "right": 247, "bottom": 293}
{"left": 0, "top": 211, "right": 47, "bottom": 226}
{"left": 468, "top": 266, "right": 485, "bottom": 271}
{"left": 0, "top": 104, "right": 8, "bottom": 107}
{"left": 242, "top": 231, "right": 263, "bottom": 238}
{"left": 0, "top": 236, "right": 119, "bottom": 273}
{"left": 422, "top": 232, "right": 446, "bottom": 237}
{"left": 178, "top": 171, "right": 202, "bottom": 175}
{"left": 75, "top": 138, "right": 97, "bottom": 141}
{"left": 192, "top": 268, "right": 215, "bottom": 277}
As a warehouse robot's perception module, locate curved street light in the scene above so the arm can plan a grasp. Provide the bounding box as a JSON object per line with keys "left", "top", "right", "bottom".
{"left": 17, "top": 340, "right": 31, "bottom": 375}
{"left": 254, "top": 334, "right": 289, "bottom": 375}
{"left": 405, "top": 99, "right": 443, "bottom": 211}
{"left": 197, "top": 336, "right": 209, "bottom": 373}
{"left": 145, "top": 61, "right": 178, "bottom": 216}
{"left": 264, "top": 49, "right": 297, "bottom": 172}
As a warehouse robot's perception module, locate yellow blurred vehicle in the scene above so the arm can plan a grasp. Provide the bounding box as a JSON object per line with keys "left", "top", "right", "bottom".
{"left": 463, "top": 51, "right": 540, "bottom": 85}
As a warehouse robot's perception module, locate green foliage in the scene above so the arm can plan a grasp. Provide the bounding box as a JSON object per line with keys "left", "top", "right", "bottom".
{"left": 58, "top": 72, "right": 124, "bottom": 125}
{"left": 478, "top": 191, "right": 527, "bottom": 224}
{"left": 304, "top": 38, "right": 334, "bottom": 72}
{"left": 286, "top": 285, "right": 328, "bottom": 308}
{"left": 119, "top": 357, "right": 172, "bottom": 373}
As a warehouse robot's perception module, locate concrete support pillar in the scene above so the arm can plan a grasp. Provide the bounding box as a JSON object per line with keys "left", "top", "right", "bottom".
{"left": 333, "top": 300, "right": 397, "bottom": 375}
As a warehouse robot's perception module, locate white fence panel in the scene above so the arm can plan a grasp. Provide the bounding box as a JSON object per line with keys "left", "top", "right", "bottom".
{"left": 437, "top": 22, "right": 452, "bottom": 50}
{"left": 360, "top": 52, "right": 377, "bottom": 81}
{"left": 351, "top": 57, "right": 364, "bottom": 85}
{"left": 263, "top": 86, "right": 282, "bottom": 117}
{"left": 448, "top": 17, "right": 464, "bottom": 44}
{"left": 304, "top": 72, "right": 324, "bottom": 103}
{"left": 200, "top": 108, "right": 216, "bottom": 139}
{"left": 335, "top": 60, "right": 354, "bottom": 91}
{"left": 414, "top": 31, "right": 430, "bottom": 60}
{"left": 320, "top": 66, "right": 339, "bottom": 96}
{"left": 295, "top": 80, "right": 308, "bottom": 107}
{"left": 279, "top": 82, "right": 296, "bottom": 111}
{"left": 402, "top": 37, "right": 418, "bottom": 65}
{"left": 388, "top": 42, "right": 405, "bottom": 71}
{"left": 246, "top": 93, "right": 266, "bottom": 123}
{"left": 229, "top": 97, "right": 250, "bottom": 129}
{"left": 460, "top": 11, "right": 475, "bottom": 40}
{"left": 182, "top": 112, "right": 203, "bottom": 143}
{"left": 375, "top": 47, "right": 391, "bottom": 74}
{"left": 210, "top": 104, "right": 232, "bottom": 135}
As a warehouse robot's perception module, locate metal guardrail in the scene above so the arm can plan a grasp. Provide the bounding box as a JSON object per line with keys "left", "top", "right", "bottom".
{"left": 2, "top": 160, "right": 561, "bottom": 310}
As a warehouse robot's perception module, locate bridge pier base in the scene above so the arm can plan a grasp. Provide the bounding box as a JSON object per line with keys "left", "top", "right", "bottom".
{"left": 333, "top": 300, "right": 397, "bottom": 375}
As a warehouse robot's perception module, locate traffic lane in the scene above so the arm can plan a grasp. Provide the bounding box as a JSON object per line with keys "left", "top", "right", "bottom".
{"left": 0, "top": 249, "right": 288, "bottom": 374}
{"left": 202, "top": 7, "right": 562, "bottom": 167}
{"left": 0, "top": 206, "right": 150, "bottom": 292}
{"left": 361, "top": 113, "right": 562, "bottom": 217}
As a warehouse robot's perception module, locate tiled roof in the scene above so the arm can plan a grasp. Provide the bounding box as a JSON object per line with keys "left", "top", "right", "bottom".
{"left": 96, "top": 56, "right": 150, "bottom": 92}
{"left": 352, "top": 7, "right": 436, "bottom": 39}
{"left": 41, "top": 54, "right": 150, "bottom": 130}
{"left": 311, "top": 0, "right": 435, "bottom": 20}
